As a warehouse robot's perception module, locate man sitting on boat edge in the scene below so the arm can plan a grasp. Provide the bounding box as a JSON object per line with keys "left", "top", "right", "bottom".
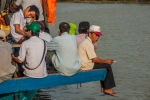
{"left": 46, "top": 22, "right": 81, "bottom": 76}
{"left": 12, "top": 21, "right": 47, "bottom": 78}
{"left": 77, "top": 25, "right": 118, "bottom": 97}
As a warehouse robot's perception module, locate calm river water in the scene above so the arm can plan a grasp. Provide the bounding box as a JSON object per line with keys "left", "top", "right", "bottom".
{"left": 35, "top": 3, "right": 150, "bottom": 100}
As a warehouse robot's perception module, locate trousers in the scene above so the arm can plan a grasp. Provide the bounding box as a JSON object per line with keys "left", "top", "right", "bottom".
{"left": 93, "top": 63, "right": 116, "bottom": 89}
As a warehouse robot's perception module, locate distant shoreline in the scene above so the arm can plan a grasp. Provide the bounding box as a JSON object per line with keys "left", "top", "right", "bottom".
{"left": 57, "top": 1, "right": 150, "bottom": 4}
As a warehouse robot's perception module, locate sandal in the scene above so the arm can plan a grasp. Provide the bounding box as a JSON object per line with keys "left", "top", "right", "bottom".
{"left": 104, "top": 92, "right": 118, "bottom": 97}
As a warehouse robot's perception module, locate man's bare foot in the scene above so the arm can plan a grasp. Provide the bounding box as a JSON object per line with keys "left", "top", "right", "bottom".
{"left": 101, "top": 88, "right": 104, "bottom": 93}
{"left": 104, "top": 89, "right": 118, "bottom": 97}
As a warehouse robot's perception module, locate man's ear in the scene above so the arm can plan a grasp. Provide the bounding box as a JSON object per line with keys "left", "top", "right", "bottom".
{"left": 87, "top": 29, "right": 89, "bottom": 33}
{"left": 88, "top": 33, "right": 92, "bottom": 38}
{"left": 58, "top": 29, "right": 61, "bottom": 36}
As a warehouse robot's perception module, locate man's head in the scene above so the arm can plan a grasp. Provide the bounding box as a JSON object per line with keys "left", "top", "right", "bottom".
{"left": 0, "top": 30, "right": 10, "bottom": 42}
{"left": 88, "top": 25, "right": 103, "bottom": 43}
{"left": 78, "top": 21, "right": 90, "bottom": 34}
{"left": 24, "top": 5, "right": 39, "bottom": 20}
{"left": 26, "top": 21, "right": 41, "bottom": 37}
{"left": 58, "top": 22, "right": 70, "bottom": 35}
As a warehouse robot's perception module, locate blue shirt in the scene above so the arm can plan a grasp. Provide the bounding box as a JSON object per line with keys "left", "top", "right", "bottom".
{"left": 47, "top": 32, "right": 81, "bottom": 76}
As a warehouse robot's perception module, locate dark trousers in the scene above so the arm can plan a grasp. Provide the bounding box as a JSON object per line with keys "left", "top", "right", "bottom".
{"left": 93, "top": 63, "right": 116, "bottom": 89}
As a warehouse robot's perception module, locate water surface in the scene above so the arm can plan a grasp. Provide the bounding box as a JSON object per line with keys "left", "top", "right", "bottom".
{"left": 36, "top": 3, "right": 150, "bottom": 100}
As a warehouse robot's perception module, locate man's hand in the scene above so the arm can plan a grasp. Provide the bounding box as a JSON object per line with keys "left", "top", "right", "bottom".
{"left": 12, "top": 54, "right": 22, "bottom": 63}
{"left": 15, "top": 24, "right": 26, "bottom": 36}
{"left": 105, "top": 59, "right": 114, "bottom": 65}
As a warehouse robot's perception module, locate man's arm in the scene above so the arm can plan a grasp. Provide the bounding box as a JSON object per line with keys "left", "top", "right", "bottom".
{"left": 47, "top": 39, "right": 58, "bottom": 51}
{"left": 92, "top": 57, "right": 114, "bottom": 65}
{"left": 42, "top": 0, "right": 48, "bottom": 25}
{"left": 12, "top": 55, "right": 22, "bottom": 63}
{"left": 15, "top": 24, "right": 26, "bottom": 36}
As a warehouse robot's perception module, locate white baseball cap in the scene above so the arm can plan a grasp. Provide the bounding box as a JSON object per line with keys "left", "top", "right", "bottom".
{"left": 0, "top": 30, "right": 10, "bottom": 40}
{"left": 89, "top": 25, "right": 103, "bottom": 36}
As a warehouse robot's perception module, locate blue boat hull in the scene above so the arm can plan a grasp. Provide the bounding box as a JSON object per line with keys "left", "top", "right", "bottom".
{"left": 0, "top": 90, "right": 37, "bottom": 100}
{"left": 0, "top": 69, "right": 106, "bottom": 98}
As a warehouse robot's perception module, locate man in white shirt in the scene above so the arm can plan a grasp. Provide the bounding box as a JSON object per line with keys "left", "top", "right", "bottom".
{"left": 10, "top": 0, "right": 44, "bottom": 23}
{"left": 10, "top": 5, "right": 39, "bottom": 43}
{"left": 12, "top": 22, "right": 47, "bottom": 78}
{"left": 10, "top": 0, "right": 50, "bottom": 33}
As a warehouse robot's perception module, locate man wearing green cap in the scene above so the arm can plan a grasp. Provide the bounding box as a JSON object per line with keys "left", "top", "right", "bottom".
{"left": 12, "top": 22, "right": 47, "bottom": 78}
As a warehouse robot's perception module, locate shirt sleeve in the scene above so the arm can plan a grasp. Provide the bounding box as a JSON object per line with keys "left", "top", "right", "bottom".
{"left": 18, "top": 43, "right": 26, "bottom": 62}
{"left": 15, "top": 0, "right": 22, "bottom": 6}
{"left": 47, "top": 39, "right": 58, "bottom": 51}
{"left": 13, "top": 12, "right": 21, "bottom": 25}
{"left": 84, "top": 42, "right": 97, "bottom": 60}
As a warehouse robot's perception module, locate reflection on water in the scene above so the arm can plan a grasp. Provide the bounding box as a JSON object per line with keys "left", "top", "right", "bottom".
{"left": 33, "top": 90, "right": 51, "bottom": 100}
{"left": 37, "top": 3, "right": 150, "bottom": 100}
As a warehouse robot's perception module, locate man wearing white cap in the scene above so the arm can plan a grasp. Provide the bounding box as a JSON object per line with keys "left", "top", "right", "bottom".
{"left": 78, "top": 25, "right": 118, "bottom": 97}
{"left": 0, "top": 30, "right": 16, "bottom": 83}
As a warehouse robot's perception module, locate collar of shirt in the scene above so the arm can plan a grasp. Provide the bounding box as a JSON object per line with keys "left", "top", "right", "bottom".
{"left": 19, "top": 9, "right": 25, "bottom": 19}
{"left": 30, "top": 36, "right": 40, "bottom": 40}
{"left": 61, "top": 32, "right": 69, "bottom": 36}
{"left": 87, "top": 37, "right": 92, "bottom": 43}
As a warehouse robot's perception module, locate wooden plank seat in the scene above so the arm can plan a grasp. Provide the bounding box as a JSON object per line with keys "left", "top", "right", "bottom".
{"left": 0, "top": 69, "right": 106, "bottom": 94}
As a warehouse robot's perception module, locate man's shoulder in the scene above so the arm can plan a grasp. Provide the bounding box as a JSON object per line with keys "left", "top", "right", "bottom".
{"left": 13, "top": 11, "right": 21, "bottom": 16}
{"left": 51, "top": 34, "right": 76, "bottom": 42}
{"left": 11, "top": 11, "right": 22, "bottom": 21}
{"left": 81, "top": 38, "right": 90, "bottom": 44}
{"left": 21, "top": 38, "right": 32, "bottom": 45}
{"left": 0, "top": 42, "right": 11, "bottom": 48}
{"left": 79, "top": 38, "right": 92, "bottom": 48}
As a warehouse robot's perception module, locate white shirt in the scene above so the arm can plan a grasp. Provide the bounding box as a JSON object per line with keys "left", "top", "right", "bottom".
{"left": 10, "top": 9, "right": 26, "bottom": 42}
{"left": 39, "top": 32, "right": 52, "bottom": 42}
{"left": 15, "top": 0, "right": 44, "bottom": 21}
{"left": 18, "top": 36, "right": 47, "bottom": 78}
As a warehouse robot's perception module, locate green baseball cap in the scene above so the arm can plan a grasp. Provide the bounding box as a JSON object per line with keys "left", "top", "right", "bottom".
{"left": 26, "top": 22, "right": 41, "bottom": 34}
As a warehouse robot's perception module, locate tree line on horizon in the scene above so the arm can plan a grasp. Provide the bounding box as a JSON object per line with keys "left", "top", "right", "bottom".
{"left": 57, "top": 0, "right": 150, "bottom": 3}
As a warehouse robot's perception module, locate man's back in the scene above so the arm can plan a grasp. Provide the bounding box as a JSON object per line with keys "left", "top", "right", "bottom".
{"left": 47, "top": 32, "right": 81, "bottom": 76}
{"left": 18, "top": 36, "right": 47, "bottom": 78}
{"left": 0, "top": 41, "right": 16, "bottom": 83}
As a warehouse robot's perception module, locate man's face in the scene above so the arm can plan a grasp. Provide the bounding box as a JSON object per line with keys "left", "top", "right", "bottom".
{"left": 89, "top": 33, "right": 100, "bottom": 43}
{"left": 24, "top": 7, "right": 36, "bottom": 19}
